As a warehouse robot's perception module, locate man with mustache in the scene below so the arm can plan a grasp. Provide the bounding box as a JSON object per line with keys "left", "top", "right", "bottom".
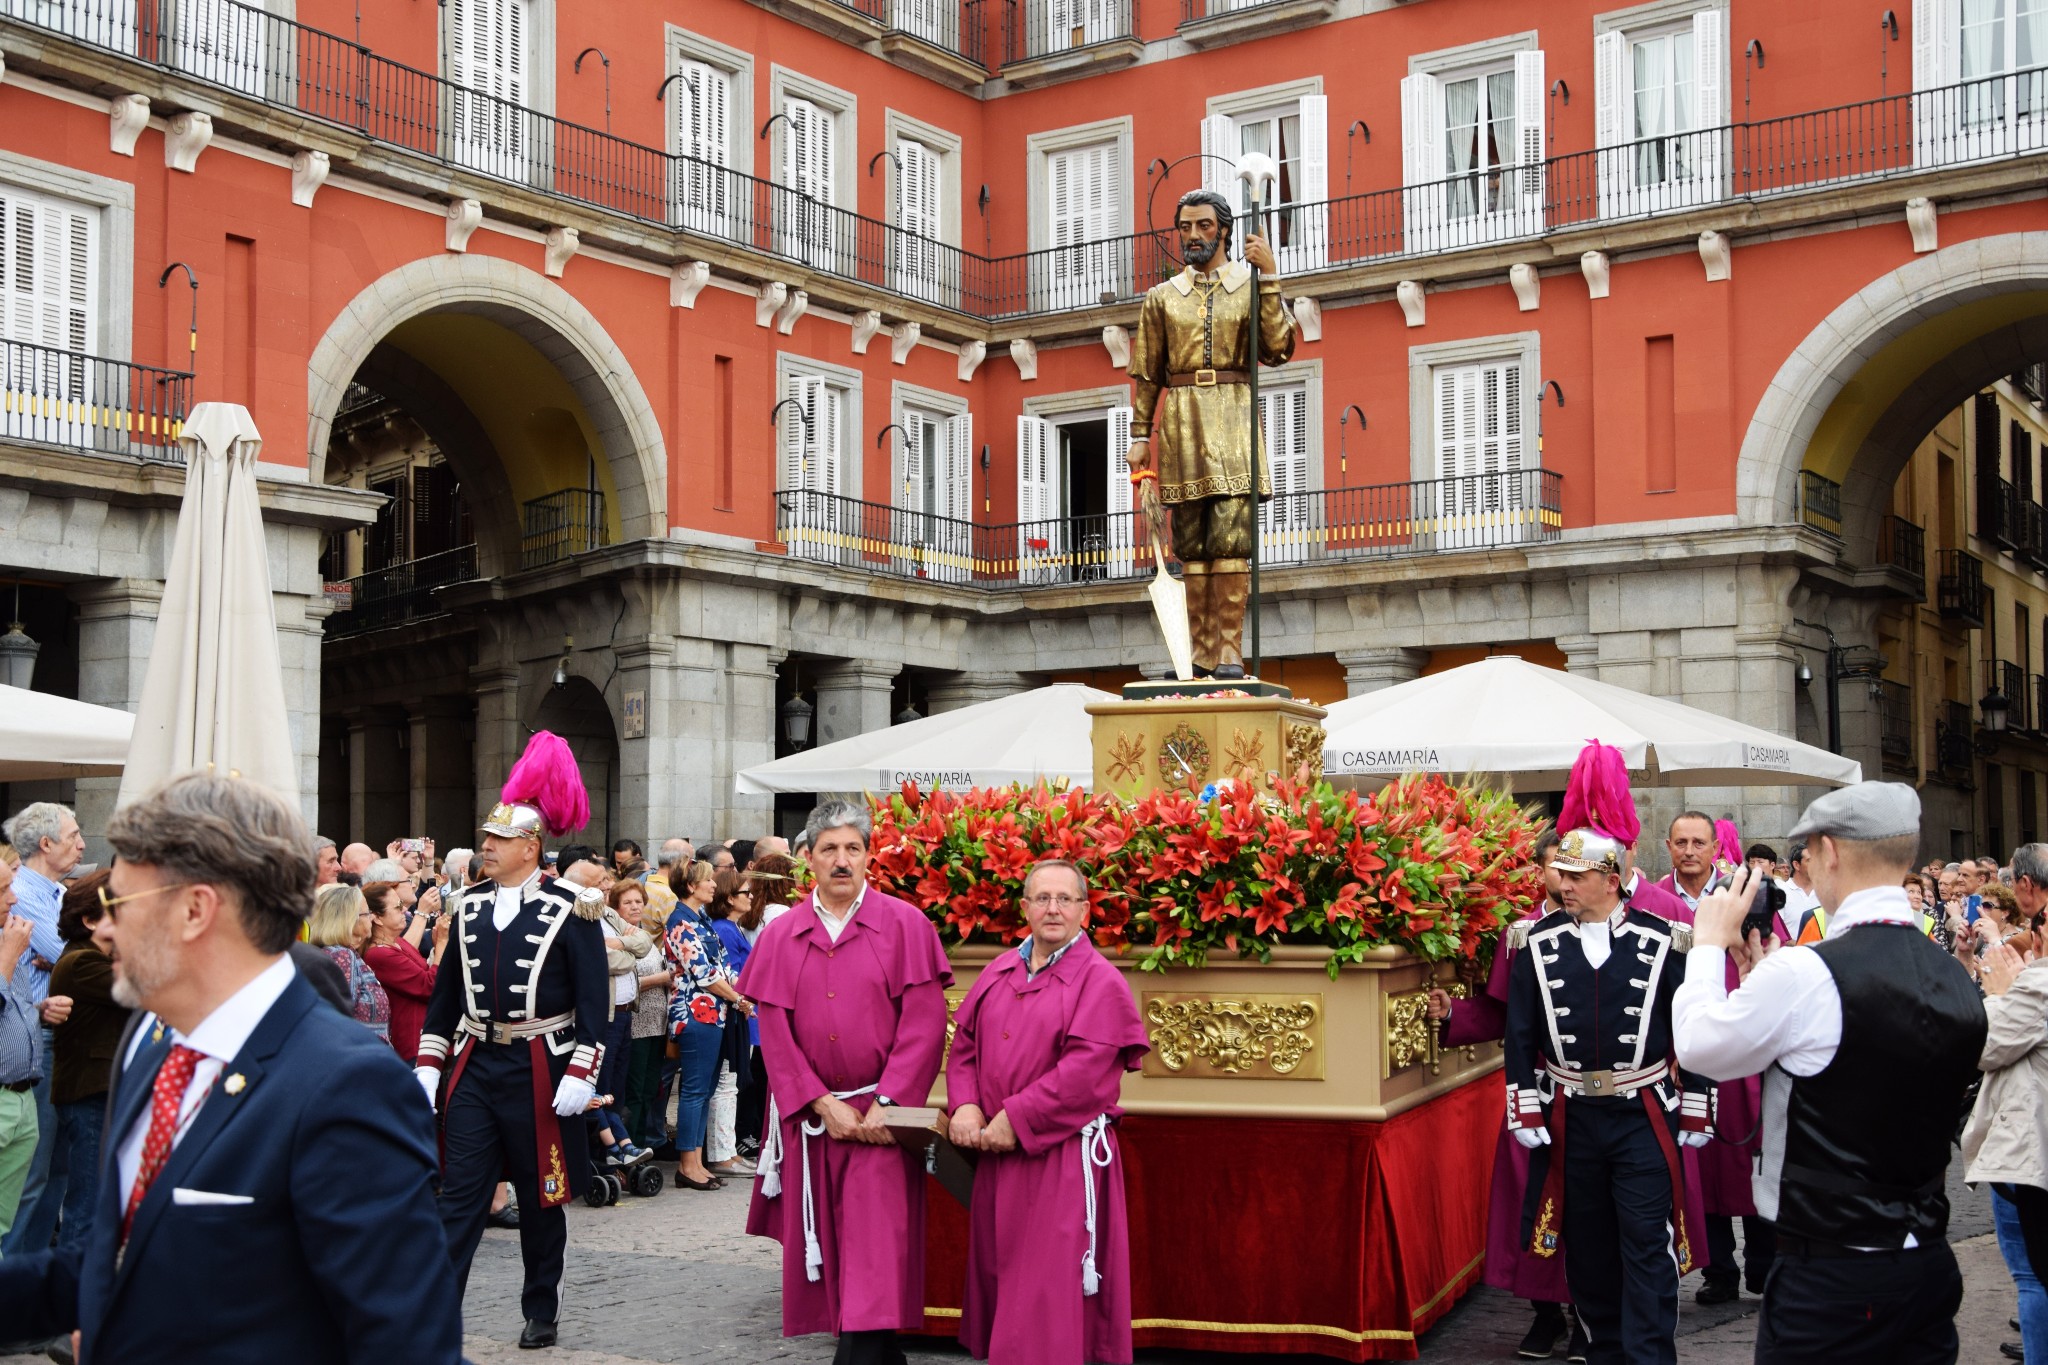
{"left": 1126, "top": 187, "right": 1299, "bottom": 679}
{"left": 740, "top": 800, "right": 952, "bottom": 1365}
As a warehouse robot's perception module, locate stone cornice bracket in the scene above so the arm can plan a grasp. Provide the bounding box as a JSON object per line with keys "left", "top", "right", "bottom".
{"left": 755, "top": 281, "right": 788, "bottom": 328}
{"left": 775, "top": 288, "right": 809, "bottom": 335}
{"left": 957, "top": 339, "right": 987, "bottom": 382}
{"left": 108, "top": 93, "right": 150, "bottom": 157}
{"left": 1509, "top": 263, "right": 1540, "bottom": 312}
{"left": 290, "top": 149, "right": 329, "bottom": 208}
{"left": 670, "top": 260, "right": 710, "bottom": 308}
{"left": 1009, "top": 338, "right": 1038, "bottom": 381}
{"left": 850, "top": 309, "right": 882, "bottom": 354}
{"left": 445, "top": 198, "right": 483, "bottom": 252}
{"left": 1291, "top": 296, "right": 1322, "bottom": 342}
{"left": 890, "top": 320, "right": 920, "bottom": 365}
{"left": 1581, "top": 250, "right": 1610, "bottom": 300}
{"left": 164, "top": 111, "right": 212, "bottom": 173}
{"left": 1396, "top": 279, "right": 1425, "bottom": 328}
{"left": 1102, "top": 324, "right": 1130, "bottom": 369}
{"left": 1699, "top": 229, "right": 1731, "bottom": 282}
{"left": 1906, "top": 197, "right": 1938, "bottom": 254}
{"left": 0, "top": 48, "right": 8, "bottom": 87}
{"left": 543, "top": 226, "right": 579, "bottom": 279}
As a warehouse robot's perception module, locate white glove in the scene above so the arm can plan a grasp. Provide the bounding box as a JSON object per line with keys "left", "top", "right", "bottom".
{"left": 414, "top": 1067, "right": 440, "bottom": 1113}
{"left": 553, "top": 1075, "right": 596, "bottom": 1117}
{"left": 1677, "top": 1130, "right": 1712, "bottom": 1149}
{"left": 1512, "top": 1126, "right": 1550, "bottom": 1150}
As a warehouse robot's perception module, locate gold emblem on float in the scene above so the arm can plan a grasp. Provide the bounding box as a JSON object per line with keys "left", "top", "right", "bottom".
{"left": 1141, "top": 994, "right": 1322, "bottom": 1079}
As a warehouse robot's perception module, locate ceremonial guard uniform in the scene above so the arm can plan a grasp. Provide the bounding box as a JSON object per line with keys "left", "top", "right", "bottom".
{"left": 1505, "top": 826, "right": 1714, "bottom": 1365}
{"left": 416, "top": 733, "right": 610, "bottom": 1346}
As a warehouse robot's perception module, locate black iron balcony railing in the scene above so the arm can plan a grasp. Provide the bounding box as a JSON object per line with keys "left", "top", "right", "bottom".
{"left": 9, "top": 0, "right": 2048, "bottom": 322}
{"left": 1938, "top": 697, "right": 1976, "bottom": 770}
{"left": 1003, "top": 0, "right": 1134, "bottom": 64}
{"left": 1180, "top": 0, "right": 1309, "bottom": 18}
{"left": 2023, "top": 499, "right": 2048, "bottom": 569}
{"left": 2037, "top": 673, "right": 2048, "bottom": 739}
{"left": 522, "top": 490, "right": 608, "bottom": 570}
{"left": 775, "top": 468, "right": 1562, "bottom": 588}
{"left": 1877, "top": 514, "right": 1926, "bottom": 598}
{"left": 1982, "top": 474, "right": 2021, "bottom": 550}
{"left": 791, "top": 0, "right": 988, "bottom": 64}
{"left": 323, "top": 544, "right": 481, "bottom": 637}
{"left": 1, "top": 337, "right": 192, "bottom": 463}
{"left": 1877, "top": 678, "right": 1914, "bottom": 765}
{"left": 1990, "top": 659, "right": 2033, "bottom": 733}
{"left": 1939, "top": 548, "right": 1987, "bottom": 626}
{"left": 1800, "top": 471, "right": 1843, "bottom": 535}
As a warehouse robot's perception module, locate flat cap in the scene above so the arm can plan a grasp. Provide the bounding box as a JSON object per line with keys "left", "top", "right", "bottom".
{"left": 1788, "top": 781, "right": 1921, "bottom": 841}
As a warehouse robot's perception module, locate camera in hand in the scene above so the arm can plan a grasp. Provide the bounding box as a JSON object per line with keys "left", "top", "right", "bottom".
{"left": 1705, "top": 863, "right": 1787, "bottom": 942}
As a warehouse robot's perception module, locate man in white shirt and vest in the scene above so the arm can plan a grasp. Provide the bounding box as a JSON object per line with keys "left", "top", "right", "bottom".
{"left": 1673, "top": 781, "right": 1986, "bottom": 1365}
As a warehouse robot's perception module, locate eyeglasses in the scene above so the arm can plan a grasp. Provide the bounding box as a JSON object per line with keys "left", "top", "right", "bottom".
{"left": 1025, "top": 894, "right": 1086, "bottom": 908}
{"left": 97, "top": 881, "right": 195, "bottom": 919}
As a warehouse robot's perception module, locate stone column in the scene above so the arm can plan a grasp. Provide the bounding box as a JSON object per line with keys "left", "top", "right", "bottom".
{"left": 927, "top": 670, "right": 1035, "bottom": 714}
{"left": 1554, "top": 633, "right": 1604, "bottom": 677}
{"left": 613, "top": 633, "right": 685, "bottom": 848}
{"left": 1334, "top": 647, "right": 1429, "bottom": 697}
{"left": 409, "top": 697, "right": 474, "bottom": 844}
{"left": 813, "top": 660, "right": 898, "bottom": 746}
{"left": 69, "top": 579, "right": 163, "bottom": 855}
{"left": 268, "top": 519, "right": 334, "bottom": 832}
{"left": 348, "top": 708, "right": 407, "bottom": 849}
{"left": 723, "top": 644, "right": 783, "bottom": 835}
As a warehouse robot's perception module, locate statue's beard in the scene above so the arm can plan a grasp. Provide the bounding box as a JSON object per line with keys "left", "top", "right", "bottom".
{"left": 1185, "top": 236, "right": 1220, "bottom": 267}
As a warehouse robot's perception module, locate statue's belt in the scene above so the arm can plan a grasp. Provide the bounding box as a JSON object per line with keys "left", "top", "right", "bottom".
{"left": 1166, "top": 369, "right": 1250, "bottom": 388}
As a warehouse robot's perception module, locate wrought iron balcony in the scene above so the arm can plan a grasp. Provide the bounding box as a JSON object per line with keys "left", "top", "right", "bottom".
{"left": 1877, "top": 679, "right": 1914, "bottom": 768}
{"left": 1937, "top": 698, "right": 1976, "bottom": 771}
{"left": 1800, "top": 471, "right": 1842, "bottom": 536}
{"left": 8, "top": 0, "right": 2048, "bottom": 321}
{"left": 1989, "top": 659, "right": 2033, "bottom": 734}
{"left": 1, "top": 338, "right": 192, "bottom": 463}
{"left": 522, "top": 490, "right": 609, "bottom": 570}
{"left": 1981, "top": 474, "right": 2021, "bottom": 550}
{"left": 1938, "top": 548, "right": 1987, "bottom": 626}
{"left": 322, "top": 545, "right": 481, "bottom": 638}
{"left": 774, "top": 468, "right": 1563, "bottom": 588}
{"left": 1877, "top": 514, "right": 1926, "bottom": 600}
{"left": 2023, "top": 499, "right": 2048, "bottom": 569}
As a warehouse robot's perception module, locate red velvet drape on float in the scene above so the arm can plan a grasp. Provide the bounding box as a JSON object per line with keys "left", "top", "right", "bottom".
{"left": 918, "top": 1078, "right": 1497, "bottom": 1361}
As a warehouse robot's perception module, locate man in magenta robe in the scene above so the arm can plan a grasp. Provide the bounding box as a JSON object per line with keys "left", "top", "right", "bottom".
{"left": 947, "top": 859, "right": 1149, "bottom": 1365}
{"left": 740, "top": 800, "right": 953, "bottom": 1365}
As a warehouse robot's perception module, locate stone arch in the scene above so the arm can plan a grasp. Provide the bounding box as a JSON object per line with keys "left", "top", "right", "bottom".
{"left": 305, "top": 255, "right": 667, "bottom": 545}
{"left": 1736, "top": 232, "right": 2048, "bottom": 535}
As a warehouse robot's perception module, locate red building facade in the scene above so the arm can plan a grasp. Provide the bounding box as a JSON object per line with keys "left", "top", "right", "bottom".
{"left": 1, "top": 0, "right": 2041, "bottom": 847}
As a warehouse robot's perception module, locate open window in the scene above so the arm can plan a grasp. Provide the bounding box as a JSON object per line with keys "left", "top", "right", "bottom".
{"left": 1594, "top": 10, "right": 1725, "bottom": 218}
{"left": 1016, "top": 406, "right": 1135, "bottom": 584}
{"left": 1200, "top": 94, "right": 1328, "bottom": 273}
{"left": 1401, "top": 50, "right": 1545, "bottom": 253}
{"left": 893, "top": 407, "right": 974, "bottom": 580}
{"left": 1915, "top": 0, "right": 2048, "bottom": 165}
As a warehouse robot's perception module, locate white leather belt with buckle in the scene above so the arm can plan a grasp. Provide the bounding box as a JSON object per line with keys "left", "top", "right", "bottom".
{"left": 1545, "top": 1059, "right": 1668, "bottom": 1098}
{"left": 461, "top": 1012, "right": 574, "bottom": 1046}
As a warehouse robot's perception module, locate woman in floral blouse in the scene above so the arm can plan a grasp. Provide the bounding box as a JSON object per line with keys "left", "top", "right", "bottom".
{"left": 307, "top": 884, "right": 390, "bottom": 1041}
{"left": 665, "top": 860, "right": 752, "bottom": 1190}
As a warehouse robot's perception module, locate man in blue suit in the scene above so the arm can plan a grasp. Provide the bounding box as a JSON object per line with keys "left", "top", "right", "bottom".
{"left": 0, "top": 771, "right": 462, "bottom": 1364}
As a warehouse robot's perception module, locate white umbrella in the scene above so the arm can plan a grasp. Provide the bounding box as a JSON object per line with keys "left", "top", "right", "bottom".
{"left": 116, "top": 403, "right": 300, "bottom": 809}
{"left": 1321, "top": 656, "right": 1862, "bottom": 788}
{"left": 734, "top": 683, "right": 1117, "bottom": 795}
{"left": 0, "top": 684, "right": 133, "bottom": 781}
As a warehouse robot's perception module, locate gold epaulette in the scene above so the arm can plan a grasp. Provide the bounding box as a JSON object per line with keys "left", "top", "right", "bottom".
{"left": 1671, "top": 922, "right": 1694, "bottom": 952}
{"left": 1507, "top": 920, "right": 1533, "bottom": 952}
{"left": 571, "top": 887, "right": 605, "bottom": 922}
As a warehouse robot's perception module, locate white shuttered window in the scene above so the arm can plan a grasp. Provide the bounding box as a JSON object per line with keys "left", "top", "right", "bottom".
{"left": 780, "top": 96, "right": 842, "bottom": 271}
{"left": 1016, "top": 415, "right": 1063, "bottom": 584}
{"left": 1433, "top": 360, "right": 1540, "bottom": 542}
{"left": 1594, "top": 12, "right": 1725, "bottom": 218}
{"left": 0, "top": 186, "right": 95, "bottom": 359}
{"left": 672, "top": 58, "right": 732, "bottom": 234}
{"left": 1045, "top": 141, "right": 1120, "bottom": 309}
{"left": 447, "top": 0, "right": 532, "bottom": 179}
{"left": 1259, "top": 385, "right": 1311, "bottom": 563}
{"left": 1199, "top": 96, "right": 1329, "bottom": 272}
{"left": 1401, "top": 51, "right": 1544, "bottom": 251}
{"left": 171, "top": 0, "right": 268, "bottom": 97}
{"left": 894, "top": 139, "right": 944, "bottom": 303}
{"left": 781, "top": 373, "right": 849, "bottom": 562}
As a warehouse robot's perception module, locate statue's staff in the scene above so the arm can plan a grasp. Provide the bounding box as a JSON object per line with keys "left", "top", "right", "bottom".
{"left": 1236, "top": 153, "right": 1280, "bottom": 680}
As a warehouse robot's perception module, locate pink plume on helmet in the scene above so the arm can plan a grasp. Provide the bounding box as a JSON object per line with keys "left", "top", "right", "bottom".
{"left": 1714, "top": 818, "right": 1743, "bottom": 866}
{"left": 501, "top": 730, "right": 590, "bottom": 837}
{"left": 1557, "top": 740, "right": 1640, "bottom": 846}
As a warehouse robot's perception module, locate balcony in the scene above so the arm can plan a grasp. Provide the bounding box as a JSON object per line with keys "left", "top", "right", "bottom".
{"left": 1989, "top": 659, "right": 2033, "bottom": 733}
{"left": 1, "top": 338, "right": 192, "bottom": 464}
{"left": 749, "top": 0, "right": 987, "bottom": 88}
{"left": 1877, "top": 514, "right": 1926, "bottom": 601}
{"left": 1937, "top": 698, "right": 1976, "bottom": 772}
{"left": 1177, "top": 0, "right": 1336, "bottom": 49}
{"left": 7, "top": 2, "right": 2048, "bottom": 322}
{"left": 2023, "top": 499, "right": 2048, "bottom": 570}
{"left": 1939, "top": 549, "right": 1987, "bottom": 626}
{"left": 323, "top": 545, "right": 481, "bottom": 638}
{"left": 1799, "top": 471, "right": 1843, "bottom": 537}
{"left": 1877, "top": 679, "right": 1914, "bottom": 770}
{"left": 1981, "top": 474, "right": 2021, "bottom": 550}
{"left": 999, "top": 0, "right": 1141, "bottom": 85}
{"left": 774, "top": 468, "right": 1563, "bottom": 588}
{"left": 521, "top": 490, "right": 608, "bottom": 570}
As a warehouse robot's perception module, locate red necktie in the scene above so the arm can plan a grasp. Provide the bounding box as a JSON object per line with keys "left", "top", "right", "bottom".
{"left": 121, "top": 1044, "right": 204, "bottom": 1246}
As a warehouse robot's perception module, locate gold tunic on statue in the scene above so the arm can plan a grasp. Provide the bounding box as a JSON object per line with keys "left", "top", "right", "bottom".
{"left": 1131, "top": 259, "right": 1299, "bottom": 505}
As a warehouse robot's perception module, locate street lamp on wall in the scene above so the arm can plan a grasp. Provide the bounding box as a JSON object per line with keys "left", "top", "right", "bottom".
{"left": 1338, "top": 404, "right": 1366, "bottom": 482}
{"left": 0, "top": 586, "right": 38, "bottom": 691}
{"left": 573, "top": 47, "right": 611, "bottom": 132}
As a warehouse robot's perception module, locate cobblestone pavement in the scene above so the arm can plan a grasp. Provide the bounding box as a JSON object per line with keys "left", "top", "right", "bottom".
{"left": 0, "top": 1162, "right": 2012, "bottom": 1364}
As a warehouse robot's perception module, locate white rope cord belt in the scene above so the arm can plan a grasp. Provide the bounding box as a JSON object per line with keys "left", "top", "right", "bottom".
{"left": 1079, "top": 1114, "right": 1113, "bottom": 1297}
{"left": 754, "top": 1085, "right": 880, "bottom": 1282}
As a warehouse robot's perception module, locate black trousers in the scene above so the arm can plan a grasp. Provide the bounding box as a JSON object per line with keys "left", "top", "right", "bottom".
{"left": 832, "top": 1329, "right": 905, "bottom": 1365}
{"left": 735, "top": 1043, "right": 767, "bottom": 1152}
{"left": 1706, "top": 1213, "right": 1778, "bottom": 1286}
{"left": 1756, "top": 1241, "right": 1961, "bottom": 1365}
{"left": 1562, "top": 1102, "right": 1680, "bottom": 1365}
{"left": 441, "top": 1043, "right": 569, "bottom": 1323}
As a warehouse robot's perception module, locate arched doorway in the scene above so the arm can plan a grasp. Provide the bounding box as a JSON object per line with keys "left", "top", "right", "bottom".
{"left": 531, "top": 675, "right": 621, "bottom": 850}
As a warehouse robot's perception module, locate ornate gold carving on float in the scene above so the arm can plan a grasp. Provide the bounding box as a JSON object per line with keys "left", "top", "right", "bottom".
{"left": 1156, "top": 723, "right": 1211, "bottom": 789}
{"left": 1140, "top": 993, "right": 1322, "bottom": 1079}
{"left": 1283, "top": 720, "right": 1325, "bottom": 783}
{"left": 1106, "top": 731, "right": 1147, "bottom": 785}
{"left": 1222, "top": 726, "right": 1265, "bottom": 781}
{"left": 1382, "top": 988, "right": 1435, "bottom": 1078}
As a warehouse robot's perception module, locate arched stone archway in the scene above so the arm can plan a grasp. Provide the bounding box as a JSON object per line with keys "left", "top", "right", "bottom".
{"left": 1737, "top": 232, "right": 2048, "bottom": 534}
{"left": 305, "top": 255, "right": 668, "bottom": 544}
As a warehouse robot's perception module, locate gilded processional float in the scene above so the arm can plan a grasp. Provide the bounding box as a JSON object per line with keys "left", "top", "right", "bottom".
{"left": 845, "top": 165, "right": 1539, "bottom": 1359}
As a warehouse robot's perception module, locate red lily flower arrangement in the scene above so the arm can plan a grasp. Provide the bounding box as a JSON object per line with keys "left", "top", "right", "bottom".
{"left": 865, "top": 775, "right": 1542, "bottom": 979}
